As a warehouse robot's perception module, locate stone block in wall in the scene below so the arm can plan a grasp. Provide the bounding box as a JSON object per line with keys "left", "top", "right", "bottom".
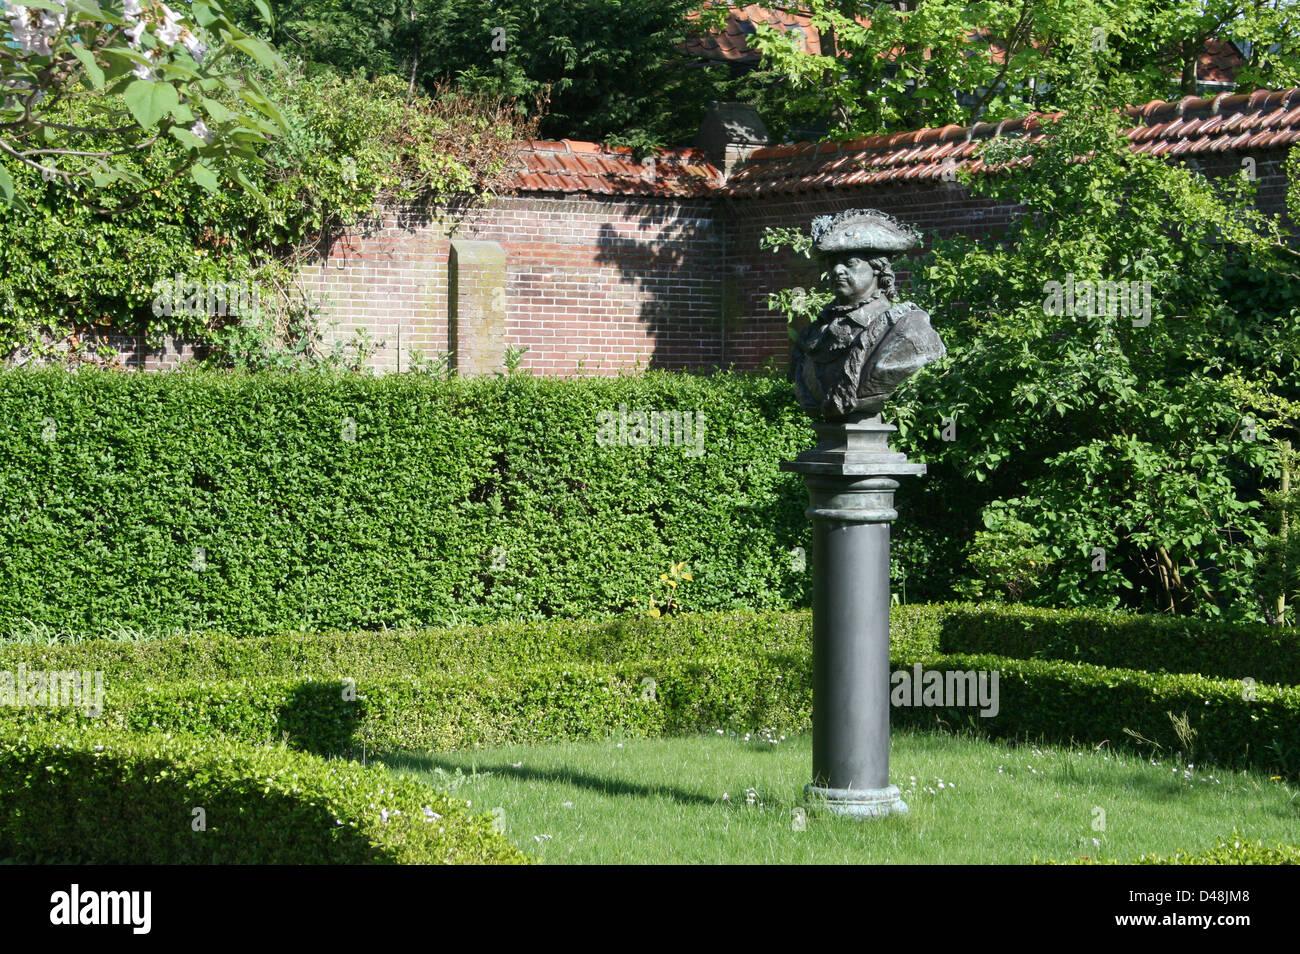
{"left": 448, "top": 239, "right": 507, "bottom": 375}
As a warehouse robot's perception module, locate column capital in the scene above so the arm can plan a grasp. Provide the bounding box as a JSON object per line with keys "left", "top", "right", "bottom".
{"left": 780, "top": 413, "right": 926, "bottom": 479}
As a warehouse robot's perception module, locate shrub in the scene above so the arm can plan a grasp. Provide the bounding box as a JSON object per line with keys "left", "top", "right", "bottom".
{"left": 4, "top": 644, "right": 1297, "bottom": 776}
{"left": 0, "top": 724, "right": 528, "bottom": 864}
{"left": 5, "top": 601, "right": 1293, "bottom": 689}
{"left": 890, "top": 653, "right": 1300, "bottom": 778}
{"left": 0, "top": 609, "right": 816, "bottom": 682}
{"left": 928, "top": 603, "right": 1300, "bottom": 685}
{"left": 1065, "top": 833, "right": 1300, "bottom": 865}
{"left": 0, "top": 368, "right": 812, "bottom": 635}
{"left": 0, "top": 656, "right": 815, "bottom": 755}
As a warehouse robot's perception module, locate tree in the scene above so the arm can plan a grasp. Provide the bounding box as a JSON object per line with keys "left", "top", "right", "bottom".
{"left": 0, "top": 0, "right": 287, "bottom": 209}
{"left": 902, "top": 83, "right": 1296, "bottom": 618}
{"left": 767, "top": 82, "right": 1300, "bottom": 618}
{"left": 747, "top": 0, "right": 1300, "bottom": 140}
{"left": 227, "top": 0, "right": 745, "bottom": 149}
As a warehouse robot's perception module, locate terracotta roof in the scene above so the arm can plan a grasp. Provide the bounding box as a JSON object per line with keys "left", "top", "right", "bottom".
{"left": 504, "top": 88, "right": 1300, "bottom": 198}
{"left": 1198, "top": 38, "right": 1244, "bottom": 85}
{"left": 508, "top": 140, "right": 722, "bottom": 197}
{"left": 685, "top": 4, "right": 822, "bottom": 61}
{"left": 722, "top": 87, "right": 1300, "bottom": 196}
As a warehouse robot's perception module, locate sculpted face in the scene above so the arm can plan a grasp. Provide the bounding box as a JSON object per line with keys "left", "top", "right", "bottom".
{"left": 829, "top": 253, "right": 878, "bottom": 305}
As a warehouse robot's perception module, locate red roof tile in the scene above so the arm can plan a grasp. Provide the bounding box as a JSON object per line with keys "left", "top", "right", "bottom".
{"left": 719, "top": 87, "right": 1300, "bottom": 197}
{"left": 503, "top": 88, "right": 1299, "bottom": 198}
{"left": 505, "top": 140, "right": 723, "bottom": 197}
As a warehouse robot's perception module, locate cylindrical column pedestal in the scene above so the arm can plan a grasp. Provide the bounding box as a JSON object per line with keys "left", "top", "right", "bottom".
{"left": 781, "top": 415, "right": 921, "bottom": 820}
{"left": 805, "top": 475, "right": 905, "bottom": 817}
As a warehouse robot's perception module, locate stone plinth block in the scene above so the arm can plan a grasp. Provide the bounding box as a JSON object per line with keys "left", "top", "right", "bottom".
{"left": 449, "top": 239, "right": 507, "bottom": 376}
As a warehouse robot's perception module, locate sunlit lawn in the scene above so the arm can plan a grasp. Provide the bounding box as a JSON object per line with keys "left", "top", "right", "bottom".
{"left": 382, "top": 729, "right": 1299, "bottom": 864}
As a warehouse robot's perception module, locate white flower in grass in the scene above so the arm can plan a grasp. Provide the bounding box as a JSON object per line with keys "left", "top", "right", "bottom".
{"left": 123, "top": 0, "right": 143, "bottom": 19}
{"left": 191, "top": 120, "right": 214, "bottom": 144}
{"left": 125, "top": 20, "right": 146, "bottom": 48}
{"left": 132, "top": 60, "right": 154, "bottom": 81}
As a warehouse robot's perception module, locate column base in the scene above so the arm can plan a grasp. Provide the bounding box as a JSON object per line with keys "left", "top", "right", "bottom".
{"left": 805, "top": 783, "right": 909, "bottom": 820}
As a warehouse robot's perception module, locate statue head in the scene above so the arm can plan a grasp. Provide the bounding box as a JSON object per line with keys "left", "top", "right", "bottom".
{"left": 811, "top": 209, "right": 917, "bottom": 307}
{"left": 827, "top": 253, "right": 898, "bottom": 306}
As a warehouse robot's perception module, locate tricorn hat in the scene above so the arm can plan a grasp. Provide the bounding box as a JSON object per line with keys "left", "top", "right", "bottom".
{"left": 811, "top": 208, "right": 921, "bottom": 257}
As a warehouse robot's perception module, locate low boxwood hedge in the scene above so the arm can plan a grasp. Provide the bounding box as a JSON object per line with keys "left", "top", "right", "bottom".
{"left": 890, "top": 653, "right": 1300, "bottom": 776}
{"left": 0, "top": 655, "right": 815, "bottom": 754}
{"left": 5, "top": 603, "right": 1294, "bottom": 691}
{"left": 929, "top": 603, "right": 1300, "bottom": 685}
{"left": 4, "top": 648, "right": 1297, "bottom": 776}
{"left": 0, "top": 724, "right": 529, "bottom": 864}
{"left": 0, "top": 609, "right": 819, "bottom": 684}
{"left": 1066, "top": 834, "right": 1300, "bottom": 864}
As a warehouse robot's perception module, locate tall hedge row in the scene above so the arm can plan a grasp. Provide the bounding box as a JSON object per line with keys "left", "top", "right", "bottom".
{"left": 0, "top": 368, "right": 813, "bottom": 635}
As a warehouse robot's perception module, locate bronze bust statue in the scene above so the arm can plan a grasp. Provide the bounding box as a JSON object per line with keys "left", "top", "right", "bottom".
{"left": 789, "top": 209, "right": 946, "bottom": 421}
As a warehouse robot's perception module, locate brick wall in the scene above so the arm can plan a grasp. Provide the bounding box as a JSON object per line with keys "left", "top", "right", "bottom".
{"left": 300, "top": 195, "right": 723, "bottom": 376}
{"left": 104, "top": 146, "right": 1293, "bottom": 375}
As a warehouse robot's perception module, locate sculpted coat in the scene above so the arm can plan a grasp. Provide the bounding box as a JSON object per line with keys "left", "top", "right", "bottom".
{"left": 790, "top": 293, "right": 946, "bottom": 421}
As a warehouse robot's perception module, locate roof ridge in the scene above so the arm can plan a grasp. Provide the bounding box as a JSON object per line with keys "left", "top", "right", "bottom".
{"left": 506, "top": 88, "right": 1300, "bottom": 197}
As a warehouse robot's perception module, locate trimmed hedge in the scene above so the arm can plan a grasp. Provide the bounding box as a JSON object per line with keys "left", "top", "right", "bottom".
{"left": 890, "top": 653, "right": 1300, "bottom": 777}
{"left": 4, "top": 648, "right": 1297, "bottom": 776}
{"left": 0, "top": 609, "right": 818, "bottom": 683}
{"left": 1067, "top": 835, "right": 1300, "bottom": 865}
{"left": 0, "top": 368, "right": 811, "bottom": 635}
{"left": 0, "top": 655, "right": 814, "bottom": 753}
{"left": 3, "top": 602, "right": 1295, "bottom": 690}
{"left": 929, "top": 603, "right": 1300, "bottom": 685}
{"left": 0, "top": 724, "right": 528, "bottom": 864}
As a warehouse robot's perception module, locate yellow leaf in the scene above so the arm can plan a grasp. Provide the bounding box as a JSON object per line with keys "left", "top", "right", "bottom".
{"left": 681, "top": 573, "right": 693, "bottom": 581}
{"left": 648, "top": 608, "right": 661, "bottom": 618}
{"left": 659, "top": 574, "right": 669, "bottom": 581}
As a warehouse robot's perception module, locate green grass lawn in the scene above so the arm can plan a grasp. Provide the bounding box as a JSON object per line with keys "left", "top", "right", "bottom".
{"left": 381, "top": 729, "right": 1300, "bottom": 864}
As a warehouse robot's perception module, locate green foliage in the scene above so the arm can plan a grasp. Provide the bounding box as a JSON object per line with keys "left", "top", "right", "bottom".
{"left": 220, "top": 0, "right": 744, "bottom": 148}
{"left": 0, "top": 723, "right": 529, "bottom": 863}
{"left": 0, "top": 65, "right": 534, "bottom": 365}
{"left": 1, "top": 0, "right": 287, "bottom": 207}
{"left": 4, "top": 604, "right": 1299, "bottom": 775}
{"left": 0, "top": 657, "right": 815, "bottom": 753}
{"left": 954, "top": 514, "right": 1050, "bottom": 603}
{"left": 879, "top": 85, "right": 1300, "bottom": 619}
{"left": 1121, "top": 835, "right": 1300, "bottom": 865}
{"left": 0, "top": 368, "right": 814, "bottom": 634}
{"left": 7, "top": 601, "right": 1297, "bottom": 686}
{"left": 747, "top": 0, "right": 1300, "bottom": 140}
{"left": 925, "top": 603, "right": 1300, "bottom": 685}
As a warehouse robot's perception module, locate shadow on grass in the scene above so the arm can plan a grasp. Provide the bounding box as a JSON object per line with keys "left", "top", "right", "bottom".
{"left": 382, "top": 751, "right": 721, "bottom": 808}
